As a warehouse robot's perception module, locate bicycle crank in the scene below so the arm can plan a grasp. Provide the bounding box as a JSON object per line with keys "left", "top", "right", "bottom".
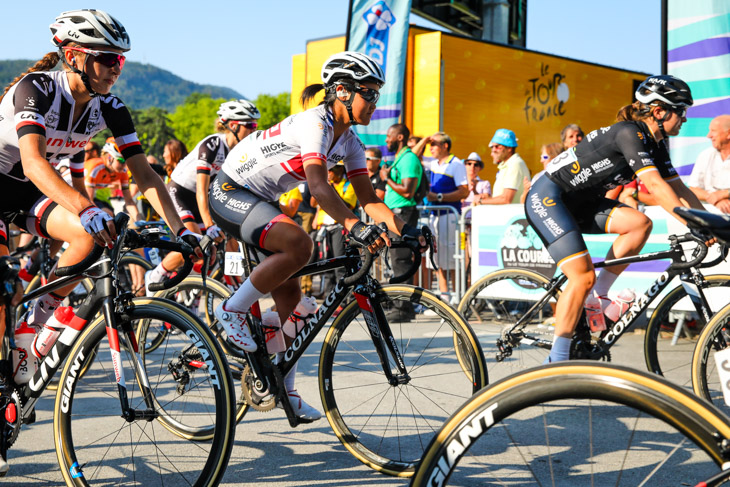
{"left": 241, "top": 363, "right": 280, "bottom": 412}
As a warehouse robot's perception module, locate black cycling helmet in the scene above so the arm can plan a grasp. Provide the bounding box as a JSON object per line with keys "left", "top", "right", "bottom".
{"left": 635, "top": 75, "right": 693, "bottom": 107}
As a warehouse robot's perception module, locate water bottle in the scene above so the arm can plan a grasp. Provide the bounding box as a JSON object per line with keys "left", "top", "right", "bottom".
{"left": 585, "top": 293, "right": 606, "bottom": 333}
{"left": 282, "top": 297, "right": 318, "bottom": 347}
{"left": 261, "top": 309, "right": 286, "bottom": 354}
{"left": 13, "top": 323, "right": 37, "bottom": 384}
{"left": 32, "top": 306, "right": 75, "bottom": 359}
{"left": 604, "top": 289, "right": 636, "bottom": 323}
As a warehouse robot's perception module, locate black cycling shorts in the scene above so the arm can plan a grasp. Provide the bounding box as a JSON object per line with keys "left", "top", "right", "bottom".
{"left": 168, "top": 180, "right": 203, "bottom": 227}
{"left": 524, "top": 175, "right": 625, "bottom": 268}
{"left": 0, "top": 166, "right": 57, "bottom": 239}
{"left": 209, "top": 173, "right": 287, "bottom": 254}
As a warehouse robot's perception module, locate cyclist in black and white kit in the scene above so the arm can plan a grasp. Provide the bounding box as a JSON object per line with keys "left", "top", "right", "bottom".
{"left": 209, "top": 51, "right": 426, "bottom": 420}
{"left": 145, "top": 99, "right": 259, "bottom": 290}
{"left": 0, "top": 9, "right": 201, "bottom": 427}
{"left": 524, "top": 75, "right": 707, "bottom": 364}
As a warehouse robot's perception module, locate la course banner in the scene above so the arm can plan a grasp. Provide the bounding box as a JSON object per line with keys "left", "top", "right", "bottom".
{"left": 666, "top": 0, "right": 730, "bottom": 177}
{"left": 346, "top": 0, "right": 411, "bottom": 158}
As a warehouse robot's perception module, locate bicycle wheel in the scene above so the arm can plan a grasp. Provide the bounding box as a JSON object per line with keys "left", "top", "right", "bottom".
{"left": 458, "top": 268, "right": 556, "bottom": 383}
{"left": 319, "top": 284, "right": 487, "bottom": 477}
{"left": 118, "top": 252, "right": 154, "bottom": 297}
{"left": 692, "top": 301, "right": 730, "bottom": 420}
{"left": 54, "top": 297, "right": 235, "bottom": 486}
{"left": 144, "top": 275, "right": 249, "bottom": 424}
{"left": 645, "top": 274, "right": 730, "bottom": 389}
{"left": 411, "top": 362, "right": 730, "bottom": 486}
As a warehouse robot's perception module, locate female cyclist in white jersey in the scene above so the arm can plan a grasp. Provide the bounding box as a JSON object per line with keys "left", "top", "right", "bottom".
{"left": 209, "top": 51, "right": 425, "bottom": 420}
{"left": 0, "top": 10, "right": 199, "bottom": 377}
{"left": 145, "top": 99, "right": 259, "bottom": 289}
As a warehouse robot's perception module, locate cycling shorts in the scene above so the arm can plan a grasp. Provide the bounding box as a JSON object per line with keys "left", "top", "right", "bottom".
{"left": 209, "top": 173, "right": 287, "bottom": 254}
{"left": 168, "top": 180, "right": 203, "bottom": 228}
{"left": 524, "top": 175, "right": 625, "bottom": 268}
{"left": 0, "top": 166, "right": 57, "bottom": 239}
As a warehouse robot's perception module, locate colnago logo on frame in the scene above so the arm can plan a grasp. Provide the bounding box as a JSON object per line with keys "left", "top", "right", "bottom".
{"left": 362, "top": 1, "right": 396, "bottom": 72}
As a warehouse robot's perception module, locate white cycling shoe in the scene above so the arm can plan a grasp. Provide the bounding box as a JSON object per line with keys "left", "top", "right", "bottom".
{"left": 278, "top": 390, "right": 322, "bottom": 421}
{"left": 214, "top": 301, "right": 257, "bottom": 352}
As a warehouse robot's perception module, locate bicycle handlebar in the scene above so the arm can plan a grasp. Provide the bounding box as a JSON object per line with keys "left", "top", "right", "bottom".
{"left": 668, "top": 232, "right": 709, "bottom": 270}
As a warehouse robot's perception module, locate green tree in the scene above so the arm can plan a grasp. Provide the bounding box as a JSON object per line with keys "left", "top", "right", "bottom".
{"left": 253, "top": 92, "right": 290, "bottom": 129}
{"left": 168, "top": 93, "right": 224, "bottom": 152}
{"left": 132, "top": 106, "right": 176, "bottom": 159}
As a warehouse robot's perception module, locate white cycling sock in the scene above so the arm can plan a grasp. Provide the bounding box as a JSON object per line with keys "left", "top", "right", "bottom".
{"left": 28, "top": 292, "right": 64, "bottom": 326}
{"left": 225, "top": 278, "right": 265, "bottom": 313}
{"left": 592, "top": 270, "right": 620, "bottom": 305}
{"left": 547, "top": 335, "right": 571, "bottom": 363}
{"left": 148, "top": 262, "right": 172, "bottom": 284}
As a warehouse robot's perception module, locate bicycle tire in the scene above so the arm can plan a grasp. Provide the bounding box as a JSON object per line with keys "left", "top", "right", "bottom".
{"left": 118, "top": 252, "right": 154, "bottom": 297}
{"left": 411, "top": 362, "right": 730, "bottom": 486}
{"left": 143, "top": 275, "right": 248, "bottom": 425}
{"left": 644, "top": 274, "right": 730, "bottom": 388}
{"left": 54, "top": 297, "right": 235, "bottom": 486}
{"left": 319, "top": 284, "right": 487, "bottom": 477}
{"left": 458, "top": 268, "right": 557, "bottom": 384}
{"left": 692, "top": 301, "right": 730, "bottom": 419}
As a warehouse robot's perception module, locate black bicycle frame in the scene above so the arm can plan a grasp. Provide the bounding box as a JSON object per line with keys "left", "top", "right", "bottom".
{"left": 14, "top": 255, "right": 152, "bottom": 423}
{"left": 515, "top": 244, "right": 715, "bottom": 354}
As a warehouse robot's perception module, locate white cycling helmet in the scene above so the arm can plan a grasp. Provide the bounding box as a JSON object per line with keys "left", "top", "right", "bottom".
{"left": 321, "top": 51, "right": 385, "bottom": 87}
{"left": 217, "top": 99, "right": 260, "bottom": 122}
{"left": 50, "top": 9, "right": 130, "bottom": 52}
{"left": 102, "top": 139, "right": 123, "bottom": 160}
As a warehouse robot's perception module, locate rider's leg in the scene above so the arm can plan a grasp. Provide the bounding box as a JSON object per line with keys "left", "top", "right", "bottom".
{"left": 592, "top": 207, "right": 652, "bottom": 305}
{"left": 26, "top": 204, "right": 95, "bottom": 325}
{"left": 146, "top": 220, "right": 200, "bottom": 292}
{"left": 549, "top": 253, "right": 595, "bottom": 363}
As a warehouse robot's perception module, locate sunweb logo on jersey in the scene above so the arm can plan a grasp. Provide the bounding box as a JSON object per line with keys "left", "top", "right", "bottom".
{"left": 361, "top": 1, "right": 396, "bottom": 73}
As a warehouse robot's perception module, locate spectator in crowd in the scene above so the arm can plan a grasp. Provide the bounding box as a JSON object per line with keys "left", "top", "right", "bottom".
{"left": 279, "top": 186, "right": 303, "bottom": 219}
{"left": 461, "top": 152, "right": 491, "bottom": 287}
{"left": 297, "top": 182, "right": 317, "bottom": 296}
{"left": 689, "top": 114, "right": 730, "bottom": 213}
{"left": 520, "top": 142, "right": 563, "bottom": 204}
{"left": 311, "top": 162, "right": 358, "bottom": 297}
{"left": 162, "top": 139, "right": 188, "bottom": 179}
{"left": 84, "top": 141, "right": 101, "bottom": 161}
{"left": 365, "top": 147, "right": 386, "bottom": 200}
{"left": 462, "top": 152, "right": 491, "bottom": 207}
{"left": 408, "top": 135, "right": 422, "bottom": 151}
{"left": 561, "top": 123, "right": 584, "bottom": 149}
{"left": 380, "top": 123, "right": 423, "bottom": 319}
{"left": 477, "top": 128, "right": 530, "bottom": 205}
{"left": 415, "top": 132, "right": 468, "bottom": 302}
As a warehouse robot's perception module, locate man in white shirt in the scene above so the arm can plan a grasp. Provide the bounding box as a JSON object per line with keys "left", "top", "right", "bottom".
{"left": 689, "top": 115, "right": 730, "bottom": 213}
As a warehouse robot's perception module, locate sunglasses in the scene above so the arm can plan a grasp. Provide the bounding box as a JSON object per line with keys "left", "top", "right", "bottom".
{"left": 465, "top": 161, "right": 482, "bottom": 167}
{"left": 237, "top": 121, "right": 258, "bottom": 130}
{"left": 353, "top": 85, "right": 380, "bottom": 104}
{"left": 366, "top": 156, "right": 381, "bottom": 161}
{"left": 65, "top": 46, "right": 126, "bottom": 69}
{"left": 541, "top": 154, "right": 550, "bottom": 160}
{"left": 669, "top": 106, "right": 687, "bottom": 118}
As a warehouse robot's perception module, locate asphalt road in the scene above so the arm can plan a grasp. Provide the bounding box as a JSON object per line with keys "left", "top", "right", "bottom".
{"left": 3, "top": 317, "right": 701, "bottom": 486}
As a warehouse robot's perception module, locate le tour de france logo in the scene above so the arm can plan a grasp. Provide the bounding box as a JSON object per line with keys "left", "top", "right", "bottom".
{"left": 362, "top": 1, "right": 396, "bottom": 73}
{"left": 524, "top": 63, "right": 570, "bottom": 124}
{"left": 499, "top": 218, "right": 556, "bottom": 279}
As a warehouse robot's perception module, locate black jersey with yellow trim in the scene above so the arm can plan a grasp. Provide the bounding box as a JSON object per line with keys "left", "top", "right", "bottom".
{"left": 545, "top": 121, "right": 677, "bottom": 195}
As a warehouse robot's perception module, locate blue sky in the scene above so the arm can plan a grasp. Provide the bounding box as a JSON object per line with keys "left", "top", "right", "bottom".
{"left": 1, "top": 1, "right": 661, "bottom": 99}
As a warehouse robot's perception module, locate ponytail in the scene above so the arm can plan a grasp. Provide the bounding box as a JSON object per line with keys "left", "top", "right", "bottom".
{"left": 616, "top": 101, "right": 652, "bottom": 122}
{"left": 0, "top": 52, "right": 60, "bottom": 104}
{"left": 300, "top": 83, "right": 337, "bottom": 109}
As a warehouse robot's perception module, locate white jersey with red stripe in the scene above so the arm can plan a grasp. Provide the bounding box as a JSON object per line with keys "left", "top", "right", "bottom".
{"left": 0, "top": 70, "right": 143, "bottom": 180}
{"left": 170, "top": 133, "right": 229, "bottom": 192}
{"left": 221, "top": 104, "right": 368, "bottom": 201}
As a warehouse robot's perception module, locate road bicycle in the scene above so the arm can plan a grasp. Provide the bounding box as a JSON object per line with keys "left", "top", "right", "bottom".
{"left": 139, "top": 227, "right": 488, "bottom": 477}
{"left": 410, "top": 361, "right": 730, "bottom": 486}
{"left": 458, "top": 231, "right": 729, "bottom": 387}
{"left": 0, "top": 214, "right": 235, "bottom": 486}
